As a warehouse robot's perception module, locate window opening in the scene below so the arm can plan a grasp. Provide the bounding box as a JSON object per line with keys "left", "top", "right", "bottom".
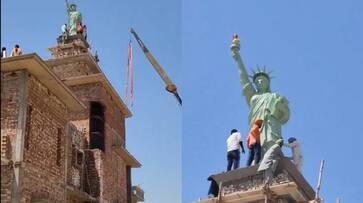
{"left": 89, "top": 102, "right": 105, "bottom": 151}
{"left": 24, "top": 105, "right": 32, "bottom": 149}
{"left": 56, "top": 128, "right": 62, "bottom": 166}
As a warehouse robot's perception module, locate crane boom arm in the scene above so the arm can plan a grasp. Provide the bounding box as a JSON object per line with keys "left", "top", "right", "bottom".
{"left": 129, "top": 28, "right": 182, "bottom": 105}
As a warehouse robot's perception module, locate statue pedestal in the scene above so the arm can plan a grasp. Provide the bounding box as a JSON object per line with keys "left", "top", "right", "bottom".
{"left": 197, "top": 158, "right": 315, "bottom": 203}
{"left": 49, "top": 34, "right": 90, "bottom": 59}
{"left": 46, "top": 34, "right": 100, "bottom": 80}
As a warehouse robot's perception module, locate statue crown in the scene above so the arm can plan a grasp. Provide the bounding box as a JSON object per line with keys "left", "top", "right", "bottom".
{"left": 250, "top": 66, "right": 272, "bottom": 82}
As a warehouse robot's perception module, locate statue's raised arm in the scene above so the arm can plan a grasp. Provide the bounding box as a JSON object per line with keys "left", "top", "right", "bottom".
{"left": 65, "top": 0, "right": 70, "bottom": 15}
{"left": 230, "top": 34, "right": 256, "bottom": 106}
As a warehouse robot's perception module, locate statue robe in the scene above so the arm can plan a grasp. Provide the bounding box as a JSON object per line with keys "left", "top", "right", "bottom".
{"left": 248, "top": 92, "right": 289, "bottom": 154}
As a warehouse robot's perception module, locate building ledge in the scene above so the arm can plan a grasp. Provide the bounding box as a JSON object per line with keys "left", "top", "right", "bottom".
{"left": 45, "top": 52, "right": 100, "bottom": 74}
{"left": 200, "top": 158, "right": 315, "bottom": 203}
{"left": 1, "top": 53, "right": 86, "bottom": 112}
{"left": 197, "top": 182, "right": 305, "bottom": 203}
{"left": 112, "top": 145, "right": 141, "bottom": 168}
{"left": 62, "top": 73, "right": 132, "bottom": 118}
{"left": 1, "top": 158, "right": 12, "bottom": 166}
{"left": 30, "top": 198, "right": 53, "bottom": 203}
{"left": 66, "top": 185, "right": 97, "bottom": 202}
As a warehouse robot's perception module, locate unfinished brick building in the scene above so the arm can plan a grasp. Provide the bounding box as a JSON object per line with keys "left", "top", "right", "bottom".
{"left": 1, "top": 34, "right": 143, "bottom": 203}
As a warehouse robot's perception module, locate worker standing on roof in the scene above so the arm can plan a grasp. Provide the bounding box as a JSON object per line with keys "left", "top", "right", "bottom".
{"left": 10, "top": 44, "right": 22, "bottom": 57}
{"left": 61, "top": 23, "right": 68, "bottom": 34}
{"left": 61, "top": 23, "right": 68, "bottom": 43}
{"left": 226, "top": 129, "right": 245, "bottom": 171}
{"left": 83, "top": 25, "right": 87, "bottom": 40}
{"left": 285, "top": 137, "right": 303, "bottom": 172}
{"left": 257, "top": 139, "right": 284, "bottom": 185}
{"left": 246, "top": 119, "right": 263, "bottom": 166}
{"left": 1, "top": 47, "right": 6, "bottom": 58}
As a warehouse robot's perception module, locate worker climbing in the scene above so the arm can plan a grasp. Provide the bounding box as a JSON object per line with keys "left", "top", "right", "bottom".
{"left": 284, "top": 137, "right": 304, "bottom": 172}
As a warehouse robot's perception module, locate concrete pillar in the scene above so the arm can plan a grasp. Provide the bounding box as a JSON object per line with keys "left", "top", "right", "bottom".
{"left": 11, "top": 70, "right": 28, "bottom": 203}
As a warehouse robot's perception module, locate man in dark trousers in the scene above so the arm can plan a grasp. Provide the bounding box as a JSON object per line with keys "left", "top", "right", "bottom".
{"left": 246, "top": 119, "right": 263, "bottom": 166}
{"left": 207, "top": 175, "right": 219, "bottom": 198}
{"left": 226, "top": 129, "right": 245, "bottom": 171}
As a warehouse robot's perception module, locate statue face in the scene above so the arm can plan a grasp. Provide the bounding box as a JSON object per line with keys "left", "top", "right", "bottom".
{"left": 254, "top": 75, "right": 270, "bottom": 93}
{"left": 70, "top": 4, "right": 77, "bottom": 11}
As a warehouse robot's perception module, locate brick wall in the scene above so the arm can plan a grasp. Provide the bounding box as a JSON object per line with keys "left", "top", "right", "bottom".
{"left": 67, "top": 123, "right": 86, "bottom": 190}
{"left": 69, "top": 83, "right": 128, "bottom": 202}
{"left": 69, "top": 83, "right": 126, "bottom": 147}
{"left": 49, "top": 62, "right": 96, "bottom": 80}
{"left": 1, "top": 71, "right": 23, "bottom": 203}
{"left": 20, "top": 75, "right": 68, "bottom": 202}
{"left": 1, "top": 163, "right": 14, "bottom": 203}
{"left": 1, "top": 71, "right": 22, "bottom": 161}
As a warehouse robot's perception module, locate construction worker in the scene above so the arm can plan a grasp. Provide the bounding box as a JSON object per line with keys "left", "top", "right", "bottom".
{"left": 285, "top": 137, "right": 303, "bottom": 172}
{"left": 1, "top": 47, "right": 6, "bottom": 58}
{"left": 61, "top": 23, "right": 68, "bottom": 34}
{"left": 61, "top": 23, "right": 69, "bottom": 43}
{"left": 246, "top": 119, "right": 263, "bottom": 166}
{"left": 207, "top": 176, "right": 219, "bottom": 198}
{"left": 10, "top": 44, "right": 22, "bottom": 57}
{"left": 257, "top": 139, "right": 284, "bottom": 185}
{"left": 226, "top": 129, "right": 245, "bottom": 171}
{"left": 77, "top": 22, "right": 84, "bottom": 34}
{"left": 83, "top": 25, "right": 87, "bottom": 40}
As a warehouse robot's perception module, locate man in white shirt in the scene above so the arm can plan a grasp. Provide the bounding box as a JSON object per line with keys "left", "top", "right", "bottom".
{"left": 226, "top": 129, "right": 245, "bottom": 171}
{"left": 61, "top": 23, "right": 68, "bottom": 34}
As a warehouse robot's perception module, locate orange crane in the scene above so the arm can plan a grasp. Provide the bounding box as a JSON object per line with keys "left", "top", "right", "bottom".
{"left": 129, "top": 28, "right": 182, "bottom": 106}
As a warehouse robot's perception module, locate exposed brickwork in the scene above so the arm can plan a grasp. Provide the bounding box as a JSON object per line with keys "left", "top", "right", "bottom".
{"left": 84, "top": 150, "right": 101, "bottom": 197}
{"left": 1, "top": 71, "right": 71, "bottom": 202}
{"left": 67, "top": 123, "right": 86, "bottom": 190}
{"left": 49, "top": 62, "right": 96, "bottom": 80}
{"left": 1, "top": 72, "right": 22, "bottom": 161}
{"left": 1, "top": 135, "right": 11, "bottom": 159}
{"left": 1, "top": 163, "right": 14, "bottom": 203}
{"left": 69, "top": 83, "right": 126, "bottom": 148}
{"left": 1, "top": 72, "right": 22, "bottom": 203}
{"left": 48, "top": 35, "right": 89, "bottom": 59}
{"left": 2, "top": 39, "right": 137, "bottom": 203}
{"left": 68, "top": 83, "right": 128, "bottom": 202}
{"left": 21, "top": 74, "right": 68, "bottom": 203}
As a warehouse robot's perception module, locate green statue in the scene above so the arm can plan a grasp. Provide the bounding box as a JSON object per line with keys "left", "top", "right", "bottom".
{"left": 231, "top": 34, "right": 290, "bottom": 154}
{"left": 65, "top": 0, "right": 82, "bottom": 36}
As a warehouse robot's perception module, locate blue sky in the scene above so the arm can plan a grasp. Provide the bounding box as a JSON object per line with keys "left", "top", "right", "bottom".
{"left": 182, "top": 0, "right": 363, "bottom": 202}
{"left": 1, "top": 1, "right": 181, "bottom": 203}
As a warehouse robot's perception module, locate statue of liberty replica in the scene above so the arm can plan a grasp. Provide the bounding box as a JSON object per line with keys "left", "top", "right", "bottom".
{"left": 65, "top": 0, "right": 82, "bottom": 36}
{"left": 231, "top": 34, "right": 290, "bottom": 156}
